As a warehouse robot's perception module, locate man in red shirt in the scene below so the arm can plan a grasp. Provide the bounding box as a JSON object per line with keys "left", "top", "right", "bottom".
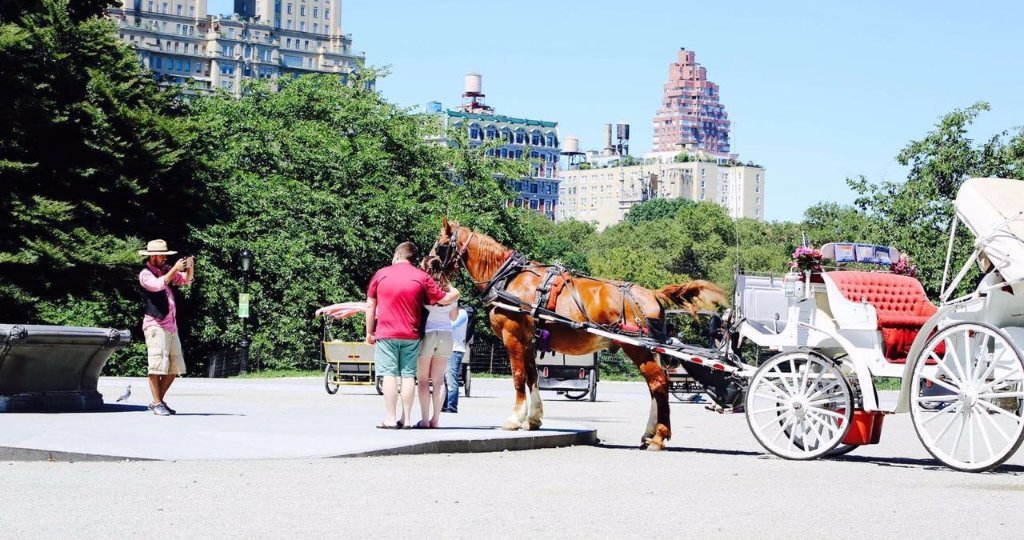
{"left": 366, "top": 242, "right": 458, "bottom": 428}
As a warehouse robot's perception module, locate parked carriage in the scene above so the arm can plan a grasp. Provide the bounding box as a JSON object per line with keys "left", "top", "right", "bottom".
{"left": 735, "top": 177, "right": 1024, "bottom": 471}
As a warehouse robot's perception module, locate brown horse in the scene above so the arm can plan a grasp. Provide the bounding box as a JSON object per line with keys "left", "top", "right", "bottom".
{"left": 432, "top": 219, "right": 725, "bottom": 450}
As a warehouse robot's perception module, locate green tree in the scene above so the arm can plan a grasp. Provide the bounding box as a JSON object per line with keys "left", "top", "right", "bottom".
{"left": 623, "top": 197, "right": 694, "bottom": 224}
{"left": 0, "top": 0, "right": 190, "bottom": 347}
{"left": 847, "top": 102, "right": 1024, "bottom": 296}
{"left": 180, "top": 73, "right": 527, "bottom": 370}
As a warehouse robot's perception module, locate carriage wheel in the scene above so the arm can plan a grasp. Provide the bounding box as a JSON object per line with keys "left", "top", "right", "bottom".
{"left": 746, "top": 352, "right": 853, "bottom": 460}
{"left": 324, "top": 364, "right": 339, "bottom": 395}
{"left": 909, "top": 322, "right": 1024, "bottom": 472}
{"left": 463, "top": 365, "right": 472, "bottom": 397}
{"left": 587, "top": 369, "right": 598, "bottom": 402}
{"left": 375, "top": 376, "right": 384, "bottom": 396}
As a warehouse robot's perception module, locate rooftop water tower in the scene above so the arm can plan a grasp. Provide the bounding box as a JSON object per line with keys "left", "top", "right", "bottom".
{"left": 561, "top": 136, "right": 585, "bottom": 168}
{"left": 459, "top": 73, "right": 493, "bottom": 114}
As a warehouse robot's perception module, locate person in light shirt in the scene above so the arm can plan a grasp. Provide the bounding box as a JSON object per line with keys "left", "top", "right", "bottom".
{"left": 138, "top": 239, "right": 194, "bottom": 416}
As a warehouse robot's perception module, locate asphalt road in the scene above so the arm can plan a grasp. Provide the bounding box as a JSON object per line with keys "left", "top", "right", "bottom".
{"left": 2, "top": 378, "right": 1023, "bottom": 538}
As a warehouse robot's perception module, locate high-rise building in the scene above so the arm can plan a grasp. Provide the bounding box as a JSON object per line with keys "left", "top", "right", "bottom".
{"left": 651, "top": 48, "right": 731, "bottom": 158}
{"left": 107, "top": 1, "right": 363, "bottom": 96}
{"left": 435, "top": 74, "right": 561, "bottom": 219}
{"left": 557, "top": 157, "right": 764, "bottom": 228}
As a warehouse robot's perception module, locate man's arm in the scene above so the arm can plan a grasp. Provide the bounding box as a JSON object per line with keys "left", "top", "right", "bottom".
{"left": 364, "top": 297, "right": 377, "bottom": 345}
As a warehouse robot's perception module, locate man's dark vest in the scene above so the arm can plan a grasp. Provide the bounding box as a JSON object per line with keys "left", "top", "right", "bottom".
{"left": 141, "top": 265, "right": 177, "bottom": 320}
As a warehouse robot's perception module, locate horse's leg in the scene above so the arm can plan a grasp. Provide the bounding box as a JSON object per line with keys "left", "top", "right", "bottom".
{"left": 622, "top": 344, "right": 671, "bottom": 450}
{"left": 501, "top": 330, "right": 531, "bottom": 431}
{"left": 525, "top": 343, "right": 544, "bottom": 430}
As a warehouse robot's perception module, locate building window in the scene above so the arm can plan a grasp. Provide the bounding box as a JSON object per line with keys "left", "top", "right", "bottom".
{"left": 312, "top": 23, "right": 318, "bottom": 33}
{"left": 546, "top": 135, "right": 555, "bottom": 146}
{"left": 515, "top": 132, "right": 524, "bottom": 144}
{"left": 300, "top": 6, "right": 305, "bottom": 16}
{"left": 161, "top": 2, "right": 167, "bottom": 13}
{"left": 325, "top": 9, "right": 330, "bottom": 19}
{"left": 287, "top": 3, "right": 292, "bottom": 14}
{"left": 313, "top": 7, "right": 319, "bottom": 17}
{"left": 300, "top": 21, "right": 305, "bottom": 31}
{"left": 176, "top": 4, "right": 182, "bottom": 15}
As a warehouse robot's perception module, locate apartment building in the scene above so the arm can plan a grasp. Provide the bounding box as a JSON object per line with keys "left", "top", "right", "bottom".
{"left": 108, "top": 0, "right": 363, "bottom": 96}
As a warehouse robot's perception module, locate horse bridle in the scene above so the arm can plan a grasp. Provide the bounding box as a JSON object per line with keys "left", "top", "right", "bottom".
{"left": 433, "top": 227, "right": 475, "bottom": 274}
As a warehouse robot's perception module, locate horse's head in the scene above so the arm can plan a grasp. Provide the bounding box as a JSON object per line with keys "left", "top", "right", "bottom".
{"left": 431, "top": 217, "right": 466, "bottom": 275}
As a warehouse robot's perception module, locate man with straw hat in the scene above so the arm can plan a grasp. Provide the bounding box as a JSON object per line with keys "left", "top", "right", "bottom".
{"left": 138, "top": 239, "right": 194, "bottom": 416}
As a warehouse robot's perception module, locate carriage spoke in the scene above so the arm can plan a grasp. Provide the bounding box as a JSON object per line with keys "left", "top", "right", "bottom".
{"left": 969, "top": 332, "right": 989, "bottom": 382}
{"left": 914, "top": 393, "right": 958, "bottom": 404}
{"left": 977, "top": 398, "right": 1024, "bottom": 423}
{"left": 919, "top": 401, "right": 962, "bottom": 426}
{"left": 810, "top": 407, "right": 844, "bottom": 421}
{"left": 769, "top": 415, "right": 797, "bottom": 444}
{"left": 972, "top": 404, "right": 996, "bottom": 459}
{"left": 976, "top": 402, "right": 1013, "bottom": 443}
{"left": 802, "top": 363, "right": 828, "bottom": 398}
{"left": 751, "top": 404, "right": 789, "bottom": 415}
{"left": 806, "top": 379, "right": 843, "bottom": 402}
{"left": 807, "top": 409, "right": 840, "bottom": 439}
{"left": 932, "top": 402, "right": 965, "bottom": 442}
{"left": 979, "top": 370, "right": 1023, "bottom": 393}
{"left": 799, "top": 360, "right": 814, "bottom": 396}
{"left": 978, "top": 391, "right": 1024, "bottom": 400}
{"left": 950, "top": 408, "right": 968, "bottom": 461}
{"left": 936, "top": 348, "right": 965, "bottom": 388}
{"left": 772, "top": 364, "right": 797, "bottom": 396}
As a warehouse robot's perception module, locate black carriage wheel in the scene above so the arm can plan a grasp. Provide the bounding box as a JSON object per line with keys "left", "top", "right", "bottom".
{"left": 671, "top": 388, "right": 690, "bottom": 402}
{"left": 588, "top": 368, "right": 598, "bottom": 402}
{"left": 463, "top": 365, "right": 472, "bottom": 397}
{"left": 324, "top": 364, "right": 339, "bottom": 395}
{"left": 375, "top": 375, "right": 383, "bottom": 396}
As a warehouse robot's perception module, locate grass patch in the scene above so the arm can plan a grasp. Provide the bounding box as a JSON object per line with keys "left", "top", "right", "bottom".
{"left": 234, "top": 369, "right": 321, "bottom": 379}
{"left": 872, "top": 377, "right": 902, "bottom": 391}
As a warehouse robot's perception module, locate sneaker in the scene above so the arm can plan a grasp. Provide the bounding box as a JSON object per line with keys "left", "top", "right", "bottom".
{"left": 148, "top": 402, "right": 177, "bottom": 415}
{"left": 152, "top": 403, "right": 172, "bottom": 416}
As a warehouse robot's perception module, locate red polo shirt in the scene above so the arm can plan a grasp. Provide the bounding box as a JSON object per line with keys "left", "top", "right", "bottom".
{"left": 367, "top": 262, "right": 447, "bottom": 340}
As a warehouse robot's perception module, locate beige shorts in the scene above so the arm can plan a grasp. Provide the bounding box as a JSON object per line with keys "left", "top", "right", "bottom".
{"left": 418, "top": 331, "right": 453, "bottom": 359}
{"left": 144, "top": 326, "right": 187, "bottom": 375}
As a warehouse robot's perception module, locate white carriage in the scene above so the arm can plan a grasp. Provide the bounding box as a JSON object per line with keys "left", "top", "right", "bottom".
{"left": 736, "top": 177, "right": 1024, "bottom": 472}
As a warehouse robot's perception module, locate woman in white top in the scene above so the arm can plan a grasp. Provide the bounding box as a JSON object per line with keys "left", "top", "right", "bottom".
{"left": 416, "top": 256, "right": 459, "bottom": 428}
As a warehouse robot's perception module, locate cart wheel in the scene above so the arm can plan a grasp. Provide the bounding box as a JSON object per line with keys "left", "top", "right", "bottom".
{"left": 909, "top": 322, "right": 1024, "bottom": 472}
{"left": 324, "top": 364, "right": 339, "bottom": 395}
{"left": 671, "top": 388, "right": 691, "bottom": 402}
{"left": 588, "top": 369, "right": 598, "bottom": 402}
{"left": 746, "top": 351, "right": 853, "bottom": 460}
{"left": 375, "top": 375, "right": 383, "bottom": 396}
{"left": 463, "top": 365, "right": 471, "bottom": 397}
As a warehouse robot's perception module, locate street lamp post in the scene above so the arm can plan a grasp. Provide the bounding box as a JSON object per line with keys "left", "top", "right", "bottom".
{"left": 239, "top": 249, "right": 252, "bottom": 375}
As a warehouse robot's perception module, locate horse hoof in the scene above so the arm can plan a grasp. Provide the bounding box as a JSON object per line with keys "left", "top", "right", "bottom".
{"left": 641, "top": 437, "right": 665, "bottom": 451}
{"left": 526, "top": 421, "right": 542, "bottom": 431}
{"left": 502, "top": 420, "right": 522, "bottom": 431}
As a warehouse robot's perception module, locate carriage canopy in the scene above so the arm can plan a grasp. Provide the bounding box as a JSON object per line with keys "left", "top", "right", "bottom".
{"left": 954, "top": 177, "right": 1024, "bottom": 283}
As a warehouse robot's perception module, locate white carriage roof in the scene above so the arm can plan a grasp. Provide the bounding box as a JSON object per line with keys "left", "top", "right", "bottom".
{"left": 955, "top": 177, "right": 1024, "bottom": 282}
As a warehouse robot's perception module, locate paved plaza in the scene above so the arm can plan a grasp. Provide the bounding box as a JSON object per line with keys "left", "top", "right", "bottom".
{"left": 2, "top": 377, "right": 1024, "bottom": 538}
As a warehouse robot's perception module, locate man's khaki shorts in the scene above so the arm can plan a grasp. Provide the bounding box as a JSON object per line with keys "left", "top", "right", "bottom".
{"left": 144, "top": 326, "right": 187, "bottom": 375}
{"left": 418, "top": 330, "right": 453, "bottom": 359}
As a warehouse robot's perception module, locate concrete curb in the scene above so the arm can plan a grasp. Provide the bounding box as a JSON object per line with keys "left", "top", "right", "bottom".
{"left": 0, "top": 447, "right": 156, "bottom": 463}
{"left": 339, "top": 428, "right": 598, "bottom": 458}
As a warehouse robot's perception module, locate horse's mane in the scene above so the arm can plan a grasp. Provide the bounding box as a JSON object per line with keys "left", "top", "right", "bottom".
{"left": 457, "top": 224, "right": 512, "bottom": 269}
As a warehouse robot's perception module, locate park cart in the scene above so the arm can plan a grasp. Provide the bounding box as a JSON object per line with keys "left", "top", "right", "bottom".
{"left": 734, "top": 177, "right": 1024, "bottom": 471}
{"left": 537, "top": 351, "right": 599, "bottom": 401}
{"left": 316, "top": 303, "right": 471, "bottom": 397}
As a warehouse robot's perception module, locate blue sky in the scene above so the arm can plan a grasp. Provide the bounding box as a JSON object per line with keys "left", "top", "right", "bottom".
{"left": 209, "top": 0, "right": 1023, "bottom": 221}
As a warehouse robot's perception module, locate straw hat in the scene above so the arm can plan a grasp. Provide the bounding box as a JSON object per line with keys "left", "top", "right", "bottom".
{"left": 138, "top": 239, "right": 178, "bottom": 256}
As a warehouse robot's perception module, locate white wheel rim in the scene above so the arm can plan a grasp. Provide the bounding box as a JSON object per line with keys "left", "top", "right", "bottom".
{"left": 911, "top": 323, "right": 1024, "bottom": 471}
{"left": 746, "top": 353, "right": 853, "bottom": 460}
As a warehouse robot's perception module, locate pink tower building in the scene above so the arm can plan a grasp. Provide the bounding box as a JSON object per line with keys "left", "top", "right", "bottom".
{"left": 652, "top": 48, "right": 731, "bottom": 157}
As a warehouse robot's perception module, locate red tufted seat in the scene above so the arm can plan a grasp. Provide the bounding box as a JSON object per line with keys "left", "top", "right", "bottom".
{"left": 825, "top": 271, "right": 938, "bottom": 363}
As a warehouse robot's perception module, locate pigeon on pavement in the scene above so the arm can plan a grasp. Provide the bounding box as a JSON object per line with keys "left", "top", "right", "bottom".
{"left": 115, "top": 385, "right": 131, "bottom": 403}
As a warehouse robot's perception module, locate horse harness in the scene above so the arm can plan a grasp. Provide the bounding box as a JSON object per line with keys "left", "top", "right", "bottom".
{"left": 475, "top": 250, "right": 661, "bottom": 345}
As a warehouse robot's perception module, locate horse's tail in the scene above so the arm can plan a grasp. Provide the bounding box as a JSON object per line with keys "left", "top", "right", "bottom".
{"left": 655, "top": 280, "right": 728, "bottom": 315}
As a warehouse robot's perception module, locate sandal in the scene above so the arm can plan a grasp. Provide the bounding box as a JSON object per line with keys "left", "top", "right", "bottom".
{"left": 376, "top": 421, "right": 401, "bottom": 429}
